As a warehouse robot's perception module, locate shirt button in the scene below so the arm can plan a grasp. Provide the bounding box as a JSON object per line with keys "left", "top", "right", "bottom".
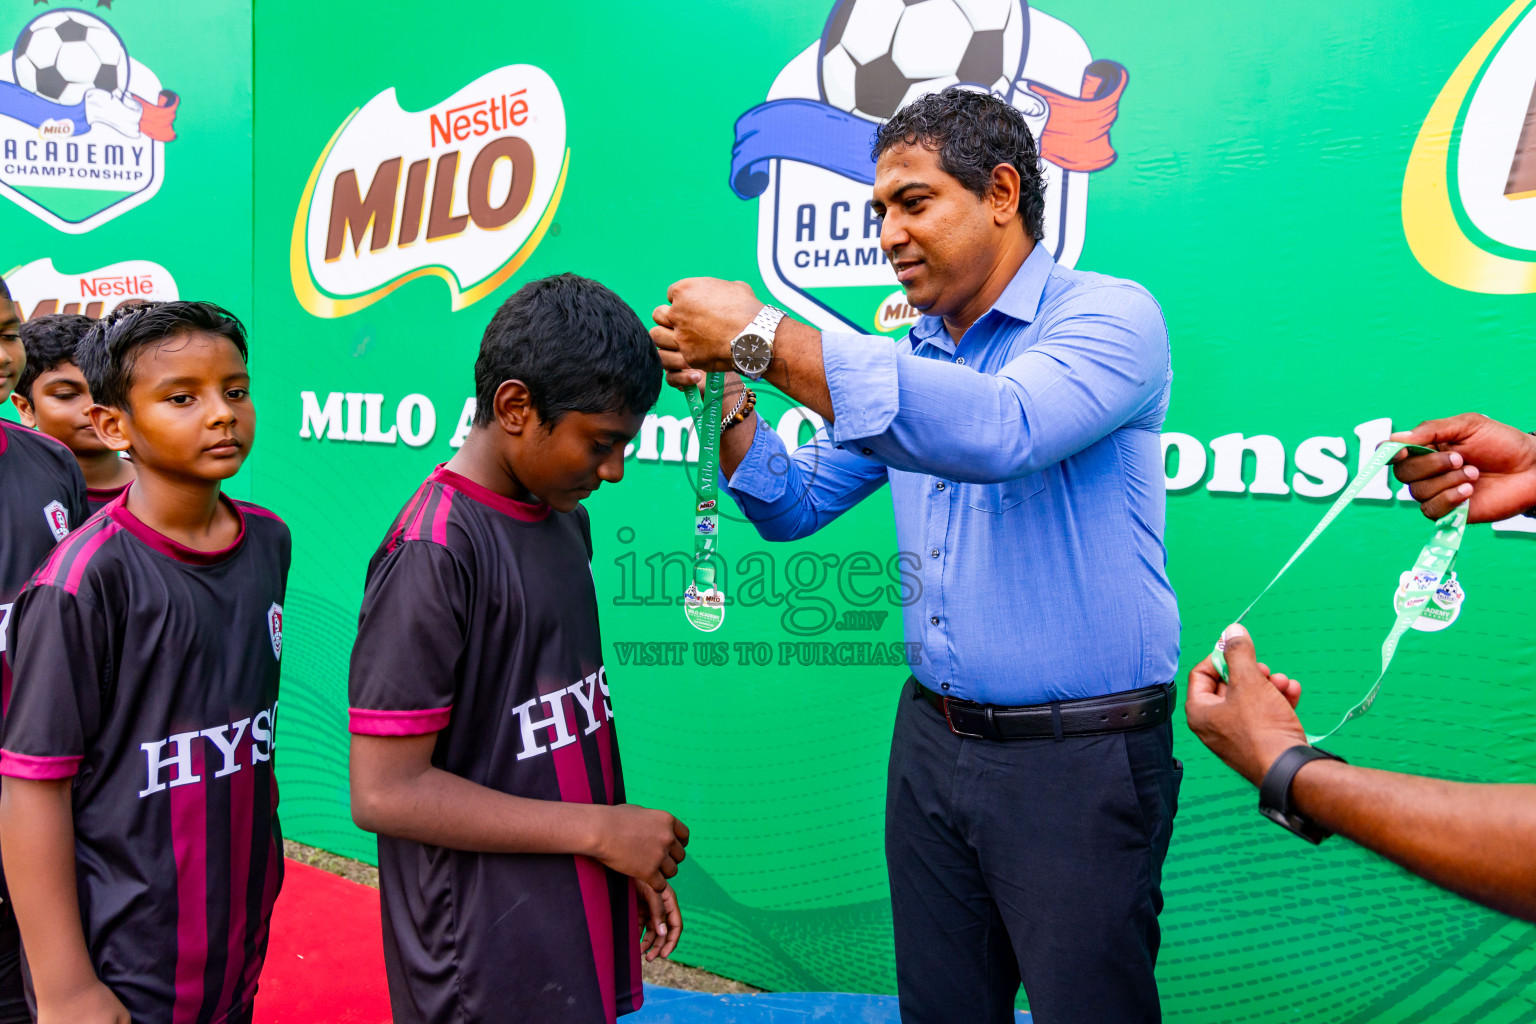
{"left": 930, "top": 616, "right": 940, "bottom": 625}
{"left": 861, "top": 447, "right": 873, "bottom": 455}
{"left": 930, "top": 549, "right": 940, "bottom": 558}
{"left": 941, "top": 683, "right": 950, "bottom": 691}
{"left": 935, "top": 482, "right": 946, "bottom": 491}
{"left": 956, "top": 357, "right": 966, "bottom": 366}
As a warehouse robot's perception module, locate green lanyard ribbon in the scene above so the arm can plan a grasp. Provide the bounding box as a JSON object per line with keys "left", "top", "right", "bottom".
{"left": 682, "top": 373, "right": 725, "bottom": 631}
{"left": 1211, "top": 442, "right": 1469, "bottom": 743}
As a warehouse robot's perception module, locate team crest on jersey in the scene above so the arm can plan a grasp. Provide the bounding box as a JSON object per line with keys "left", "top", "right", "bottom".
{"left": 1404, "top": 0, "right": 1536, "bottom": 293}
{"left": 0, "top": 8, "right": 180, "bottom": 233}
{"left": 728, "top": 0, "right": 1127, "bottom": 335}
{"left": 267, "top": 602, "right": 283, "bottom": 661}
{"left": 42, "top": 499, "right": 68, "bottom": 541}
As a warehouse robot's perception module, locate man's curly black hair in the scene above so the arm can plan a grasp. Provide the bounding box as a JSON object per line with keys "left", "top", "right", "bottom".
{"left": 872, "top": 87, "right": 1047, "bottom": 241}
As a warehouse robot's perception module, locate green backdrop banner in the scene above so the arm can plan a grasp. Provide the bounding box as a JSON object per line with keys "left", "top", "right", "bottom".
{"left": 6, "top": 0, "right": 1536, "bottom": 1018}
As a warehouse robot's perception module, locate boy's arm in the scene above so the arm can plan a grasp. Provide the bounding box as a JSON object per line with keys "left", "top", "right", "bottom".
{"left": 350, "top": 733, "right": 688, "bottom": 891}
{"left": 0, "top": 779, "right": 129, "bottom": 1024}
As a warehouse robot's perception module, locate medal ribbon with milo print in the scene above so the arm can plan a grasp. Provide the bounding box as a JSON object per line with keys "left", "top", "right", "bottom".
{"left": 682, "top": 373, "right": 725, "bottom": 631}
{"left": 1211, "top": 442, "right": 1469, "bottom": 743}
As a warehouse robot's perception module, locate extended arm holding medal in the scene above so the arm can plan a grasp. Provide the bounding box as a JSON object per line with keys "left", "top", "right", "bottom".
{"left": 1187, "top": 413, "right": 1536, "bottom": 922}
{"left": 651, "top": 278, "right": 833, "bottom": 478}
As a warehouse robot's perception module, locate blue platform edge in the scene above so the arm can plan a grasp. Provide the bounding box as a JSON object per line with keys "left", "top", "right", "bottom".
{"left": 632, "top": 984, "right": 1032, "bottom": 1022}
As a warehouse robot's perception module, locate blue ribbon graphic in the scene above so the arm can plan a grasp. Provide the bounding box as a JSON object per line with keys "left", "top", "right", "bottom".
{"left": 0, "top": 81, "right": 89, "bottom": 134}
{"left": 729, "top": 99, "right": 879, "bottom": 199}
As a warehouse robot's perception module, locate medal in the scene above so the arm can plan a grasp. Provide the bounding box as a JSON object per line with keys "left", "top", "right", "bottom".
{"left": 1212, "top": 442, "right": 1469, "bottom": 742}
{"left": 682, "top": 373, "right": 726, "bottom": 632}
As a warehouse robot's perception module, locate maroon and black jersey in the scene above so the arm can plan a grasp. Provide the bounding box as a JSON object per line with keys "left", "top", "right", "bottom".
{"left": 1, "top": 494, "right": 290, "bottom": 1024}
{"left": 87, "top": 481, "right": 133, "bottom": 514}
{"left": 0, "top": 420, "right": 89, "bottom": 708}
{"left": 349, "top": 466, "right": 641, "bottom": 1024}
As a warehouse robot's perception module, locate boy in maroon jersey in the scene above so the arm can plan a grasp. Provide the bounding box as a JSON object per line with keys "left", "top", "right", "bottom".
{"left": 0, "top": 278, "right": 89, "bottom": 1024}
{"left": 0, "top": 302, "right": 287, "bottom": 1024}
{"left": 10, "top": 313, "right": 137, "bottom": 512}
{"left": 349, "top": 274, "right": 686, "bottom": 1024}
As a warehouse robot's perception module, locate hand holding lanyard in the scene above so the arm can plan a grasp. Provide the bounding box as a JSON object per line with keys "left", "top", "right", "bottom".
{"left": 1211, "top": 442, "right": 1469, "bottom": 742}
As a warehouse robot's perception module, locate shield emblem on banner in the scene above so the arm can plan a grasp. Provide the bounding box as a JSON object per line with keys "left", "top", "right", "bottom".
{"left": 0, "top": 8, "right": 180, "bottom": 234}
{"left": 729, "top": 0, "right": 1128, "bottom": 336}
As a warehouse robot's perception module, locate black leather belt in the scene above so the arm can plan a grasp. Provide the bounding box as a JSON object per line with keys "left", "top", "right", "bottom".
{"left": 913, "top": 677, "right": 1174, "bottom": 741}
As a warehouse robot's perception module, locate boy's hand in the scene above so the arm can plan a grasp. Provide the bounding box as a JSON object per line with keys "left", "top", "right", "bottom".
{"left": 39, "top": 979, "right": 131, "bottom": 1024}
{"left": 636, "top": 879, "right": 682, "bottom": 961}
{"left": 594, "top": 804, "right": 689, "bottom": 891}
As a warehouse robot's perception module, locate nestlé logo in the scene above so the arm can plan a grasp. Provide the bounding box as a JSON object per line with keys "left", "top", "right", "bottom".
{"left": 3, "top": 256, "right": 179, "bottom": 321}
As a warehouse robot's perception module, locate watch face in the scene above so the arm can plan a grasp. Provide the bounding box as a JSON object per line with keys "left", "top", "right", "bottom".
{"left": 733, "top": 332, "right": 772, "bottom": 376}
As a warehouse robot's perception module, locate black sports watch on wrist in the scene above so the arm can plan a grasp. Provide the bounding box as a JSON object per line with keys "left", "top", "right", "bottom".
{"left": 1258, "top": 744, "right": 1347, "bottom": 844}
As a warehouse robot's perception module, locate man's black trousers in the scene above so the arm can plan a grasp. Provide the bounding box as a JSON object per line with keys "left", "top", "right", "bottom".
{"left": 886, "top": 678, "right": 1182, "bottom": 1024}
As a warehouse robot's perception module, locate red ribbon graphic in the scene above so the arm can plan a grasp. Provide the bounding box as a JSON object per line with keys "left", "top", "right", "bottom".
{"left": 1030, "top": 61, "right": 1126, "bottom": 173}
{"left": 134, "top": 89, "right": 178, "bottom": 142}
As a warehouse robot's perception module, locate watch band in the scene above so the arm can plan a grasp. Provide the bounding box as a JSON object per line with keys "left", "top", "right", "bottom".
{"left": 731, "top": 305, "right": 784, "bottom": 379}
{"left": 1258, "top": 744, "right": 1347, "bottom": 844}
{"left": 749, "top": 305, "right": 785, "bottom": 335}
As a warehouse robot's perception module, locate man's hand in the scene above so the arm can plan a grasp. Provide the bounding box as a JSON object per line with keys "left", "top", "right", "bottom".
{"left": 1391, "top": 413, "right": 1536, "bottom": 522}
{"left": 1185, "top": 624, "right": 1308, "bottom": 786}
{"left": 39, "top": 979, "right": 131, "bottom": 1024}
{"left": 593, "top": 804, "right": 690, "bottom": 892}
{"left": 651, "top": 278, "right": 765, "bottom": 385}
{"left": 636, "top": 879, "right": 682, "bottom": 961}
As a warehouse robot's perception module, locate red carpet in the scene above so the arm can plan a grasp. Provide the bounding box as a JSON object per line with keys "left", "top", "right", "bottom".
{"left": 255, "top": 859, "right": 392, "bottom": 1024}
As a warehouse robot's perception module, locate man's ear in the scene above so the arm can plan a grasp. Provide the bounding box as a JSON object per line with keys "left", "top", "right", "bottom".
{"left": 88, "top": 403, "right": 132, "bottom": 453}
{"left": 492, "top": 380, "right": 537, "bottom": 436}
{"left": 10, "top": 392, "right": 35, "bottom": 428}
{"left": 989, "top": 162, "right": 1022, "bottom": 228}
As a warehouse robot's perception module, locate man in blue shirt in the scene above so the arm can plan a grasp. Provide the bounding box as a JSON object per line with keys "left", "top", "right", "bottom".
{"left": 653, "top": 88, "right": 1180, "bottom": 1023}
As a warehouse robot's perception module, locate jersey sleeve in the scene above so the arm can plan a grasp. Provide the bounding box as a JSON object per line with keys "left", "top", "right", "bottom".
{"left": 348, "top": 541, "right": 470, "bottom": 736}
{"left": 0, "top": 584, "right": 108, "bottom": 780}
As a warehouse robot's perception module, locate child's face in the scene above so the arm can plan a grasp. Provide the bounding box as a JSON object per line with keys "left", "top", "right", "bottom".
{"left": 0, "top": 299, "right": 22, "bottom": 406}
{"left": 13, "top": 361, "right": 111, "bottom": 455}
{"left": 514, "top": 407, "right": 644, "bottom": 513}
{"left": 90, "top": 332, "right": 254, "bottom": 481}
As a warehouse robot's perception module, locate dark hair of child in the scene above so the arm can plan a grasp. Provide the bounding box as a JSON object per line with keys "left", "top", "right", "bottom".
{"left": 15, "top": 313, "right": 96, "bottom": 401}
{"left": 76, "top": 301, "right": 248, "bottom": 411}
{"left": 473, "top": 273, "right": 661, "bottom": 430}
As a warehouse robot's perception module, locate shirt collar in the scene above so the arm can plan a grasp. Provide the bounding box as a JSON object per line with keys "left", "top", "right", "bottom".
{"left": 908, "top": 242, "right": 1055, "bottom": 350}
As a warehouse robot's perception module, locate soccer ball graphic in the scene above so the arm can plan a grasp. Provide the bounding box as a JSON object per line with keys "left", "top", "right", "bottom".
{"left": 13, "top": 10, "right": 129, "bottom": 107}
{"left": 818, "top": 0, "right": 1026, "bottom": 121}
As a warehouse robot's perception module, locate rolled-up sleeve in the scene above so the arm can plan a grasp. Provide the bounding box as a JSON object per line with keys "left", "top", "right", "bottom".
{"left": 820, "top": 283, "right": 1169, "bottom": 483}
{"left": 724, "top": 415, "right": 889, "bottom": 542}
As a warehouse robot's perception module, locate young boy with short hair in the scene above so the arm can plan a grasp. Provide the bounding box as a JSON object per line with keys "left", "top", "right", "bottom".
{"left": 0, "top": 280, "right": 91, "bottom": 1024}
{"left": 0, "top": 301, "right": 288, "bottom": 1024}
{"left": 349, "top": 273, "right": 686, "bottom": 1024}
{"left": 11, "top": 312, "right": 136, "bottom": 511}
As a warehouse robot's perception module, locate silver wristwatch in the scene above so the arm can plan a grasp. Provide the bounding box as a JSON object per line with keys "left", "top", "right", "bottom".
{"left": 730, "top": 305, "right": 784, "bottom": 380}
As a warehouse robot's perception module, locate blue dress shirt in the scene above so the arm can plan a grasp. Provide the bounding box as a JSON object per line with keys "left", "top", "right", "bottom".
{"left": 725, "top": 244, "right": 1180, "bottom": 705}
